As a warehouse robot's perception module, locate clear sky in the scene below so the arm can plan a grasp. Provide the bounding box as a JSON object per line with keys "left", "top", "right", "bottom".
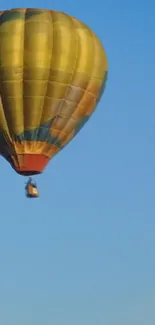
{"left": 0, "top": 0, "right": 155, "bottom": 324}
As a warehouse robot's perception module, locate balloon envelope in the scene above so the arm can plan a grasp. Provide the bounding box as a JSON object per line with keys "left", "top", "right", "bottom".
{"left": 0, "top": 8, "right": 108, "bottom": 175}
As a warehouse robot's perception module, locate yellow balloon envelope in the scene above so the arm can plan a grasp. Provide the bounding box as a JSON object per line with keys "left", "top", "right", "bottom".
{"left": 0, "top": 8, "right": 108, "bottom": 175}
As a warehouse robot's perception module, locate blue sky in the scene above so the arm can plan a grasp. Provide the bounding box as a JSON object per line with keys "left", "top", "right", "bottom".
{"left": 0, "top": 1, "right": 155, "bottom": 324}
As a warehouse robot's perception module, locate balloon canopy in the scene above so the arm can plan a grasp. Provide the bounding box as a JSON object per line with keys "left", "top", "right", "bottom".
{"left": 0, "top": 8, "right": 108, "bottom": 176}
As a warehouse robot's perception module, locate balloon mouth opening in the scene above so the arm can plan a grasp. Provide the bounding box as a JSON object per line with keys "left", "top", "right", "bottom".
{"left": 16, "top": 170, "right": 41, "bottom": 176}
{"left": 7, "top": 154, "right": 49, "bottom": 176}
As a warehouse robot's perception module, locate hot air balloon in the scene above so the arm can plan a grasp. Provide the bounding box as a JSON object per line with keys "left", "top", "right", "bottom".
{"left": 0, "top": 8, "right": 108, "bottom": 197}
